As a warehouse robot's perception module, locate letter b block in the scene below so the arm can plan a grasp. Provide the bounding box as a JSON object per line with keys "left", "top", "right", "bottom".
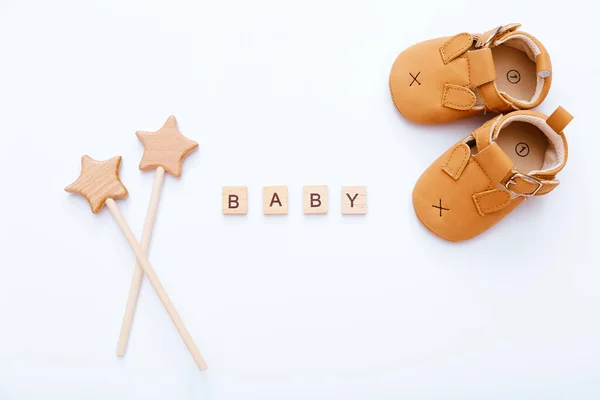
{"left": 222, "top": 186, "right": 248, "bottom": 215}
{"left": 303, "top": 185, "right": 328, "bottom": 214}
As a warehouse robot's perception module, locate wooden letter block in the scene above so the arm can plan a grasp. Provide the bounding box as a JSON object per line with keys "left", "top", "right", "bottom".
{"left": 263, "top": 186, "right": 288, "bottom": 215}
{"left": 222, "top": 186, "right": 247, "bottom": 215}
{"left": 341, "top": 186, "right": 367, "bottom": 214}
{"left": 303, "top": 185, "right": 328, "bottom": 214}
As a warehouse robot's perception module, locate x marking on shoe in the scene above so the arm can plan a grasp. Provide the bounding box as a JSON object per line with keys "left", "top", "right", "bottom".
{"left": 432, "top": 198, "right": 449, "bottom": 217}
{"left": 409, "top": 72, "right": 421, "bottom": 86}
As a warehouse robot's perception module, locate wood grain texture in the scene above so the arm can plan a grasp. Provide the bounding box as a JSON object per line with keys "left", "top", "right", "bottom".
{"left": 65, "top": 155, "right": 128, "bottom": 213}
{"left": 136, "top": 115, "right": 198, "bottom": 177}
{"left": 263, "top": 186, "right": 288, "bottom": 215}
{"left": 222, "top": 186, "right": 248, "bottom": 214}
{"left": 105, "top": 199, "right": 208, "bottom": 371}
{"left": 341, "top": 186, "right": 367, "bottom": 215}
{"left": 303, "top": 185, "right": 328, "bottom": 214}
{"left": 116, "top": 166, "right": 165, "bottom": 356}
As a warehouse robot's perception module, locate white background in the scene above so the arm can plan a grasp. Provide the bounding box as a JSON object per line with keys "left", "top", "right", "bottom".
{"left": 0, "top": 0, "right": 598, "bottom": 398}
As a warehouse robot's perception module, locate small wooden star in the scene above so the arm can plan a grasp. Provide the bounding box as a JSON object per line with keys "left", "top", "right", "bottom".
{"left": 136, "top": 116, "right": 199, "bottom": 177}
{"left": 65, "top": 155, "right": 129, "bottom": 213}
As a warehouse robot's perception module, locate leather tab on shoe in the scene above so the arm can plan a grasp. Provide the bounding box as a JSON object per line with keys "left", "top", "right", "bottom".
{"left": 536, "top": 52, "right": 552, "bottom": 78}
{"left": 442, "top": 84, "right": 476, "bottom": 110}
{"left": 442, "top": 143, "right": 470, "bottom": 180}
{"left": 473, "top": 142, "right": 514, "bottom": 185}
{"left": 546, "top": 106, "right": 573, "bottom": 134}
{"left": 472, "top": 188, "right": 512, "bottom": 216}
{"left": 440, "top": 33, "right": 473, "bottom": 64}
{"left": 467, "top": 48, "right": 496, "bottom": 88}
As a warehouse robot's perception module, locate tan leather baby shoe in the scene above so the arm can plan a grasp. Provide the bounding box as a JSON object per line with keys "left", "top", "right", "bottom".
{"left": 390, "top": 24, "right": 552, "bottom": 124}
{"left": 412, "top": 107, "right": 572, "bottom": 242}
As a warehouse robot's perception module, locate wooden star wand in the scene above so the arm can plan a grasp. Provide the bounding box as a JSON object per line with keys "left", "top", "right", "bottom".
{"left": 65, "top": 155, "right": 207, "bottom": 371}
{"left": 116, "top": 115, "right": 198, "bottom": 357}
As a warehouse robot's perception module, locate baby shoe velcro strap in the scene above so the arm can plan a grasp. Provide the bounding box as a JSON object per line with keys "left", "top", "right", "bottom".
{"left": 472, "top": 142, "right": 515, "bottom": 185}
{"left": 478, "top": 81, "right": 514, "bottom": 112}
{"left": 505, "top": 174, "right": 559, "bottom": 197}
{"left": 440, "top": 33, "right": 473, "bottom": 64}
{"left": 469, "top": 142, "right": 516, "bottom": 216}
{"left": 442, "top": 84, "right": 476, "bottom": 110}
{"left": 472, "top": 188, "right": 512, "bottom": 216}
{"left": 442, "top": 143, "right": 470, "bottom": 180}
{"left": 546, "top": 106, "right": 573, "bottom": 134}
{"left": 467, "top": 48, "right": 496, "bottom": 88}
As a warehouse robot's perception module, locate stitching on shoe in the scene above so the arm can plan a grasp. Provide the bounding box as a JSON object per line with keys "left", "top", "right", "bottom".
{"left": 443, "top": 85, "right": 475, "bottom": 110}
{"left": 467, "top": 55, "right": 471, "bottom": 87}
{"left": 472, "top": 190, "right": 511, "bottom": 215}
{"left": 472, "top": 158, "right": 493, "bottom": 189}
{"left": 440, "top": 33, "right": 471, "bottom": 63}
{"left": 442, "top": 144, "right": 469, "bottom": 179}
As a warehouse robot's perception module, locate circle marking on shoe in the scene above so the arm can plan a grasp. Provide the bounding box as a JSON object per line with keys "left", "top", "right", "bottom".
{"left": 507, "top": 69, "right": 521, "bottom": 84}
{"left": 515, "top": 142, "right": 530, "bottom": 157}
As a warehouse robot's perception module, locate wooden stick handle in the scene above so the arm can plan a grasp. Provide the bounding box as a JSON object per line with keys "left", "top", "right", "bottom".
{"left": 106, "top": 198, "right": 208, "bottom": 371}
{"left": 116, "top": 167, "right": 165, "bottom": 356}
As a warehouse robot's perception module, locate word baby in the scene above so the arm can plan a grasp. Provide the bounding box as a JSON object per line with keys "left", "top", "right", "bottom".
{"left": 222, "top": 186, "right": 366, "bottom": 215}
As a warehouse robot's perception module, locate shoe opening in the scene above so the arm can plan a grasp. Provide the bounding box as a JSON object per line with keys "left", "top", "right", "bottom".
{"left": 494, "top": 115, "right": 565, "bottom": 175}
{"left": 491, "top": 34, "right": 549, "bottom": 106}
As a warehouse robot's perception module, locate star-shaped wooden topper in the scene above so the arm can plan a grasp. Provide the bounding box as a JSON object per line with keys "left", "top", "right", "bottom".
{"left": 65, "top": 155, "right": 129, "bottom": 213}
{"left": 136, "top": 115, "right": 198, "bottom": 177}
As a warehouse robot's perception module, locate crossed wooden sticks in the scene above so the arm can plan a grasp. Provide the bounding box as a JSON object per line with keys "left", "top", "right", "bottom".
{"left": 65, "top": 116, "right": 206, "bottom": 371}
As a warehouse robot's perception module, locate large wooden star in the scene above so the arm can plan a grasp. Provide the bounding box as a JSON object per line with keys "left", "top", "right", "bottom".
{"left": 136, "top": 116, "right": 198, "bottom": 177}
{"left": 65, "top": 155, "right": 129, "bottom": 213}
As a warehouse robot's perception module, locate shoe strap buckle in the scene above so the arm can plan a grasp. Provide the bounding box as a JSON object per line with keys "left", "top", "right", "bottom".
{"left": 475, "top": 26, "right": 502, "bottom": 48}
{"left": 475, "top": 23, "right": 521, "bottom": 49}
{"left": 505, "top": 173, "right": 542, "bottom": 197}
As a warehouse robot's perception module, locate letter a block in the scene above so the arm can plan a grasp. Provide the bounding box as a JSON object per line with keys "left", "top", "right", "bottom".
{"left": 341, "top": 186, "right": 367, "bottom": 214}
{"left": 222, "top": 186, "right": 248, "bottom": 215}
{"left": 263, "top": 186, "right": 288, "bottom": 215}
{"left": 303, "top": 185, "right": 328, "bottom": 214}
